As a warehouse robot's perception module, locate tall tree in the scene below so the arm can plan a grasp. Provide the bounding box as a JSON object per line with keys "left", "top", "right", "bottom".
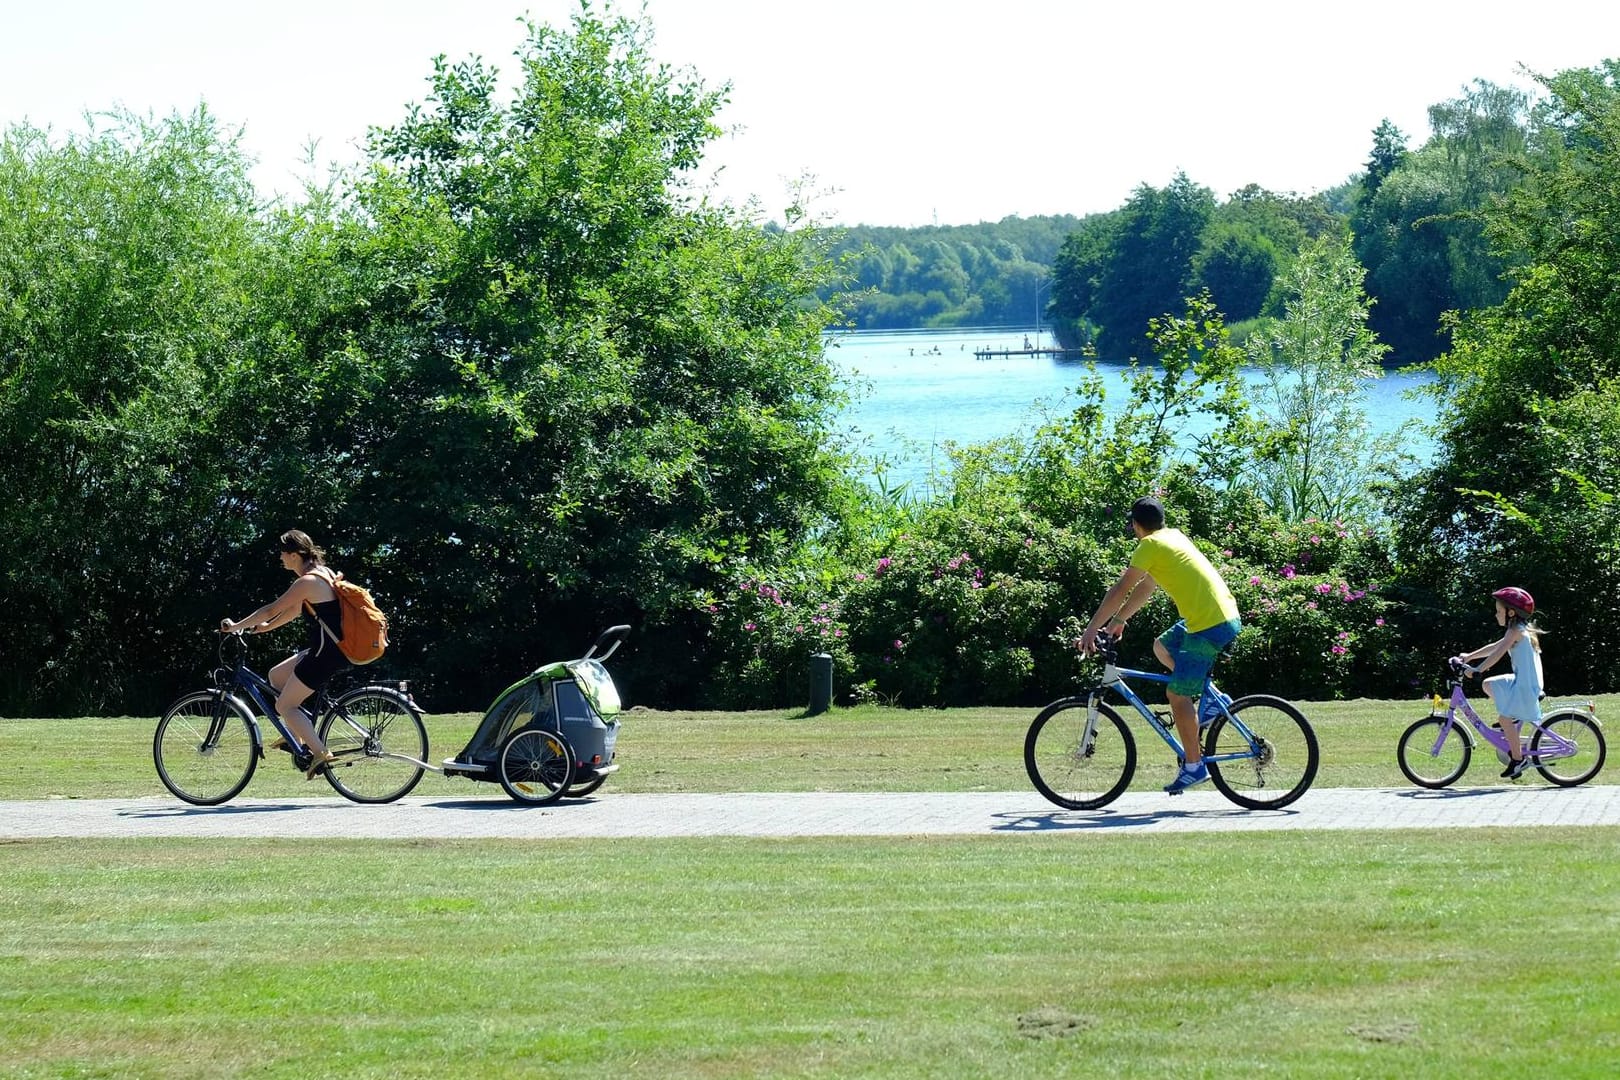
{"left": 1240, "top": 234, "right": 1400, "bottom": 522}
{"left": 1351, "top": 83, "right": 1529, "bottom": 363}
{"left": 340, "top": 6, "right": 850, "bottom": 705}
{"left": 1393, "top": 60, "right": 1620, "bottom": 692}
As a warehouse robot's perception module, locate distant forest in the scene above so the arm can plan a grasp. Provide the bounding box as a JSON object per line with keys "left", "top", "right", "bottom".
{"left": 824, "top": 79, "right": 1536, "bottom": 366}
{"left": 820, "top": 216, "right": 1079, "bottom": 331}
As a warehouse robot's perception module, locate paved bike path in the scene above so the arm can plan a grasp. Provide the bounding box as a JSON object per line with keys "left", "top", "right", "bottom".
{"left": 3, "top": 785, "right": 1619, "bottom": 839}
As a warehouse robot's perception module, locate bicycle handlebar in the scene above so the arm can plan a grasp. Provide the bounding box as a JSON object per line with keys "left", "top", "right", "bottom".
{"left": 1090, "top": 628, "right": 1121, "bottom": 663}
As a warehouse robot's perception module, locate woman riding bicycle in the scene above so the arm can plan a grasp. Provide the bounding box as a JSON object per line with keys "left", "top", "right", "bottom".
{"left": 219, "top": 529, "right": 350, "bottom": 778}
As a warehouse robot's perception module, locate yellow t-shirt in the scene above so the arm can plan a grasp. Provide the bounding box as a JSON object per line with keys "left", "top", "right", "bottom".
{"left": 1128, "top": 527, "right": 1239, "bottom": 633}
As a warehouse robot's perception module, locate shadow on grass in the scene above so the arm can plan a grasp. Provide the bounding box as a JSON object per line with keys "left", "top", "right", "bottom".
{"left": 990, "top": 806, "right": 1295, "bottom": 832}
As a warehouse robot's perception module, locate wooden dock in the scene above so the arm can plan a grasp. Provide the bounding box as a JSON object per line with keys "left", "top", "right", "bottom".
{"left": 972, "top": 347, "right": 1090, "bottom": 361}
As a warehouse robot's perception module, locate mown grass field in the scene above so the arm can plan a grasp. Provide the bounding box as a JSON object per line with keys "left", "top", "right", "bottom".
{"left": 5, "top": 694, "right": 1616, "bottom": 801}
{"left": 2, "top": 700, "right": 1617, "bottom": 1077}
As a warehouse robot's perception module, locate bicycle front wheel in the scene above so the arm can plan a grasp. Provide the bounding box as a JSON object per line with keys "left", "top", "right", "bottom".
{"left": 1024, "top": 697, "right": 1136, "bottom": 810}
{"left": 318, "top": 687, "right": 429, "bottom": 804}
{"left": 1532, "top": 710, "right": 1607, "bottom": 787}
{"left": 154, "top": 691, "right": 258, "bottom": 806}
{"left": 1204, "top": 694, "right": 1319, "bottom": 810}
{"left": 1397, "top": 716, "right": 1471, "bottom": 789}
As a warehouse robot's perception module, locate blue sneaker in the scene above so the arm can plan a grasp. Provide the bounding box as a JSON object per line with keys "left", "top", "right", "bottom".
{"left": 1164, "top": 760, "right": 1210, "bottom": 794}
{"left": 1198, "top": 690, "right": 1232, "bottom": 727}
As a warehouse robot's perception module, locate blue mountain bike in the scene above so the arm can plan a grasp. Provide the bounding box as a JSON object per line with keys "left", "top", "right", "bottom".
{"left": 1025, "top": 630, "right": 1319, "bottom": 810}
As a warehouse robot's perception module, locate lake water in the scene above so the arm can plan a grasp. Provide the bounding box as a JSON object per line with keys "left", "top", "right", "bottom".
{"left": 829, "top": 327, "right": 1436, "bottom": 489}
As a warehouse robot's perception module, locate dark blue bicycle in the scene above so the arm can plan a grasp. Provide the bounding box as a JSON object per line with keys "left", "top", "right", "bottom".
{"left": 1024, "top": 630, "right": 1319, "bottom": 810}
{"left": 153, "top": 632, "right": 429, "bottom": 805}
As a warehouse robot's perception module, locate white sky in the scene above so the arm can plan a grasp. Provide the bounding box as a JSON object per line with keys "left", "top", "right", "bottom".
{"left": 3, "top": 0, "right": 1617, "bottom": 227}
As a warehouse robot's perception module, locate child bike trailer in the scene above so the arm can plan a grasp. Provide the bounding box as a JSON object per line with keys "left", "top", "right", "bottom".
{"left": 442, "top": 625, "right": 631, "bottom": 804}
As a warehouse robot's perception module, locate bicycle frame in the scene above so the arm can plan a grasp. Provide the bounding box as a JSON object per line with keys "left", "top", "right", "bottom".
{"left": 1084, "top": 654, "right": 1259, "bottom": 768}
{"left": 1426, "top": 679, "right": 1584, "bottom": 763}
{"left": 204, "top": 640, "right": 372, "bottom": 758}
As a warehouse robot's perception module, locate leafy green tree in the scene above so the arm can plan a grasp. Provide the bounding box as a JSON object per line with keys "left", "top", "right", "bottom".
{"left": 1090, "top": 174, "right": 1215, "bottom": 360}
{"left": 1352, "top": 83, "right": 1528, "bottom": 364}
{"left": 0, "top": 108, "right": 347, "bottom": 713}
{"left": 1393, "top": 60, "right": 1620, "bottom": 692}
{"left": 1047, "top": 175, "right": 1223, "bottom": 358}
{"left": 338, "top": 7, "right": 851, "bottom": 706}
{"left": 1240, "top": 235, "right": 1402, "bottom": 522}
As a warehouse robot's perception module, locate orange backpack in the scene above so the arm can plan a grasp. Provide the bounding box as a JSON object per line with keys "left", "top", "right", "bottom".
{"left": 308, "top": 569, "right": 389, "bottom": 665}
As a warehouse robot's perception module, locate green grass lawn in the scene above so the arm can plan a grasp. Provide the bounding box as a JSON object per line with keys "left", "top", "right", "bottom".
{"left": 2, "top": 833, "right": 1617, "bottom": 1078}
{"left": 3, "top": 700, "right": 1617, "bottom": 1077}
{"left": 3, "top": 694, "right": 1616, "bottom": 801}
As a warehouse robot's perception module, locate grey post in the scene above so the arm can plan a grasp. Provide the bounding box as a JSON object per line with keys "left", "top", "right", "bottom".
{"left": 807, "top": 652, "right": 833, "bottom": 715}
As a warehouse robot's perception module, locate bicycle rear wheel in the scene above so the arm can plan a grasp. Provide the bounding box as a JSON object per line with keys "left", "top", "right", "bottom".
{"left": 1397, "top": 716, "right": 1471, "bottom": 788}
{"left": 1203, "top": 694, "right": 1318, "bottom": 809}
{"left": 317, "top": 687, "right": 429, "bottom": 803}
{"left": 1532, "top": 710, "right": 1607, "bottom": 787}
{"left": 1024, "top": 697, "right": 1136, "bottom": 810}
{"left": 154, "top": 691, "right": 258, "bottom": 806}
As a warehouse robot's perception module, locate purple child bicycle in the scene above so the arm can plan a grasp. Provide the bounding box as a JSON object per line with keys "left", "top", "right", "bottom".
{"left": 1397, "top": 657, "right": 1606, "bottom": 789}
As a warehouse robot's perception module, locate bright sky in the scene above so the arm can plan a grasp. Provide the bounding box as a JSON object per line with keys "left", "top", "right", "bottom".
{"left": 5, "top": 0, "right": 1617, "bottom": 227}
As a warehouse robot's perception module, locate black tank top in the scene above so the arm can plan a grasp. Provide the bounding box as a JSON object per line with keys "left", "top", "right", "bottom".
{"left": 304, "top": 594, "right": 343, "bottom": 655}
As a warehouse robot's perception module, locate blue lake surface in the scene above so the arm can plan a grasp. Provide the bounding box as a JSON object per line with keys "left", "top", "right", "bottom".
{"left": 828, "top": 327, "right": 1436, "bottom": 489}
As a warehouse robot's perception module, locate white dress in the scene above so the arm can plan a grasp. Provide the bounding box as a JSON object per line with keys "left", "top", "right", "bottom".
{"left": 1484, "top": 630, "right": 1543, "bottom": 722}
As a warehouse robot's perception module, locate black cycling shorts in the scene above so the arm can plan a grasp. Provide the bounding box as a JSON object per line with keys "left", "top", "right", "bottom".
{"left": 293, "top": 638, "right": 352, "bottom": 691}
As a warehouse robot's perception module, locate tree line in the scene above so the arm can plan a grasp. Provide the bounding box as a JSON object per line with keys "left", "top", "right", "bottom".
{"left": 2, "top": 4, "right": 1616, "bottom": 715}
{"left": 837, "top": 78, "right": 1543, "bottom": 369}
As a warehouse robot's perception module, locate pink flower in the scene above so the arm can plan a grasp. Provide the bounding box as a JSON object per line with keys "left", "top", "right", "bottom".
{"left": 1375, "top": 618, "right": 1385, "bottom": 627}
{"left": 1315, "top": 583, "right": 1332, "bottom": 595}
{"left": 1306, "top": 602, "right": 1318, "bottom": 610}
{"left": 1024, "top": 537, "right": 1035, "bottom": 547}
{"left": 1281, "top": 564, "right": 1296, "bottom": 579}
{"left": 1331, "top": 645, "right": 1347, "bottom": 655}
{"left": 854, "top": 573, "right": 868, "bottom": 582}
{"left": 1310, "top": 536, "right": 1322, "bottom": 545}
{"left": 1222, "top": 549, "right": 1233, "bottom": 558}
{"left": 1337, "top": 631, "right": 1351, "bottom": 641}
{"left": 894, "top": 639, "right": 905, "bottom": 649}
{"left": 876, "top": 558, "right": 892, "bottom": 574}
{"left": 1249, "top": 576, "right": 1262, "bottom": 586}
{"left": 744, "top": 622, "right": 757, "bottom": 631}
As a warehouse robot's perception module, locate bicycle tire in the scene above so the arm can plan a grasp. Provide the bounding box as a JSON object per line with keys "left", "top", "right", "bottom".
{"left": 1203, "top": 694, "right": 1318, "bottom": 810}
{"left": 1532, "top": 709, "right": 1607, "bottom": 787}
{"left": 317, "top": 686, "right": 429, "bottom": 804}
{"left": 154, "top": 690, "right": 259, "bottom": 806}
{"left": 499, "top": 729, "right": 575, "bottom": 805}
{"left": 563, "top": 774, "right": 608, "bottom": 799}
{"left": 1397, "top": 716, "right": 1471, "bottom": 789}
{"left": 1024, "top": 697, "right": 1136, "bottom": 810}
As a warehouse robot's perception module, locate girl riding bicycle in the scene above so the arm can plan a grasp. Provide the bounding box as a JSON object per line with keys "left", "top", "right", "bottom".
{"left": 219, "top": 529, "right": 351, "bottom": 778}
{"left": 1453, "top": 586, "right": 1544, "bottom": 779}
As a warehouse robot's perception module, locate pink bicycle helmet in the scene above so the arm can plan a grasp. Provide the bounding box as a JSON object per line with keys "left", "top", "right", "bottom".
{"left": 1491, "top": 586, "right": 1535, "bottom": 615}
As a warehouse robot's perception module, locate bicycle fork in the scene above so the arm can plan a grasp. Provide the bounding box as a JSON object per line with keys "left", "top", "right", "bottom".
{"left": 1075, "top": 692, "right": 1104, "bottom": 760}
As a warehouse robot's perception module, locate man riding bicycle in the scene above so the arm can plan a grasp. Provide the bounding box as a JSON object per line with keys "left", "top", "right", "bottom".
{"left": 1079, "top": 497, "right": 1242, "bottom": 793}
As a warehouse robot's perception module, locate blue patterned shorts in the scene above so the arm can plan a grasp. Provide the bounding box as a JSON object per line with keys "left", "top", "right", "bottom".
{"left": 1158, "top": 619, "right": 1241, "bottom": 698}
